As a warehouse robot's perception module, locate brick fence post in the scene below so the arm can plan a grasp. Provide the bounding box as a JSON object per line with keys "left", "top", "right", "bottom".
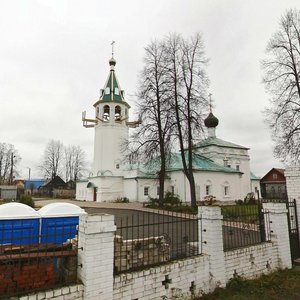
{"left": 198, "top": 206, "right": 226, "bottom": 289}
{"left": 77, "top": 214, "right": 116, "bottom": 300}
{"left": 263, "top": 203, "right": 292, "bottom": 269}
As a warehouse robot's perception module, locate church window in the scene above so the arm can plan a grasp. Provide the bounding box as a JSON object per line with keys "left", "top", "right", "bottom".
{"left": 116, "top": 163, "right": 120, "bottom": 169}
{"left": 157, "top": 186, "right": 160, "bottom": 195}
{"left": 144, "top": 187, "right": 149, "bottom": 196}
{"left": 103, "top": 105, "right": 110, "bottom": 121}
{"left": 115, "top": 106, "right": 121, "bottom": 121}
{"left": 205, "top": 185, "right": 210, "bottom": 195}
{"left": 125, "top": 108, "right": 128, "bottom": 117}
{"left": 96, "top": 107, "right": 99, "bottom": 117}
{"left": 105, "top": 87, "right": 110, "bottom": 94}
{"left": 100, "top": 89, "right": 104, "bottom": 97}
{"left": 223, "top": 181, "right": 230, "bottom": 197}
{"left": 236, "top": 165, "right": 240, "bottom": 171}
{"left": 171, "top": 186, "right": 175, "bottom": 194}
{"left": 224, "top": 186, "right": 229, "bottom": 196}
{"left": 115, "top": 87, "right": 119, "bottom": 95}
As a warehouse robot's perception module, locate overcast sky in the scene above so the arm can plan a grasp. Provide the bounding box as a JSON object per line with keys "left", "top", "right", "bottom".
{"left": 1, "top": 0, "right": 299, "bottom": 179}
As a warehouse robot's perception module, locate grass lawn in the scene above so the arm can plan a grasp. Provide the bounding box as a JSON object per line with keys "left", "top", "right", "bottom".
{"left": 198, "top": 268, "right": 300, "bottom": 300}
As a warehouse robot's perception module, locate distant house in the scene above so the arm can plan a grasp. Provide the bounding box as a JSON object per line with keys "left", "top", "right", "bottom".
{"left": 260, "top": 168, "right": 287, "bottom": 199}
{"left": 39, "top": 176, "right": 67, "bottom": 197}
{"left": 24, "top": 179, "right": 45, "bottom": 195}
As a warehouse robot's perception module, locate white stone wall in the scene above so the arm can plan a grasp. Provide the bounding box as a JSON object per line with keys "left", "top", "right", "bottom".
{"left": 19, "top": 203, "right": 291, "bottom": 300}
{"left": 225, "top": 243, "right": 278, "bottom": 281}
{"left": 18, "top": 284, "right": 83, "bottom": 300}
{"left": 113, "top": 256, "right": 211, "bottom": 300}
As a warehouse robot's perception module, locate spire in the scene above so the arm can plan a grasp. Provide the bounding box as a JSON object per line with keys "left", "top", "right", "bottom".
{"left": 95, "top": 42, "right": 128, "bottom": 105}
{"left": 204, "top": 94, "right": 219, "bottom": 138}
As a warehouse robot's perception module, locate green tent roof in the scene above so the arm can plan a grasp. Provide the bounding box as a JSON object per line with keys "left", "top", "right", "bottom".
{"left": 94, "top": 58, "right": 130, "bottom": 107}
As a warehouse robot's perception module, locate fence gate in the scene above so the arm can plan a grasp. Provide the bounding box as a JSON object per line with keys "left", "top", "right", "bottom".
{"left": 286, "top": 199, "right": 300, "bottom": 261}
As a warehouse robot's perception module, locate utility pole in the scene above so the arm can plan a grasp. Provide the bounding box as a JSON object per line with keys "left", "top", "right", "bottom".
{"left": 9, "top": 153, "right": 14, "bottom": 185}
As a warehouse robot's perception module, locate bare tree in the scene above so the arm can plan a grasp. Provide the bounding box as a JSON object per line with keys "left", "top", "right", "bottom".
{"left": 40, "top": 140, "right": 64, "bottom": 179}
{"left": 129, "top": 33, "right": 209, "bottom": 207}
{"left": 262, "top": 9, "right": 300, "bottom": 163}
{"left": 64, "top": 145, "right": 86, "bottom": 182}
{"left": 128, "top": 40, "right": 174, "bottom": 205}
{"left": 166, "top": 33, "right": 209, "bottom": 208}
{"left": 0, "top": 143, "right": 21, "bottom": 184}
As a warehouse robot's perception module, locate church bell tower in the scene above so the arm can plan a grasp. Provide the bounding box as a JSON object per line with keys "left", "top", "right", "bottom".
{"left": 82, "top": 56, "right": 132, "bottom": 177}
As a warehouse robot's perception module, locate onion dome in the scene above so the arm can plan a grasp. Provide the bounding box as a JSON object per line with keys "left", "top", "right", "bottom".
{"left": 204, "top": 112, "right": 219, "bottom": 128}
{"left": 109, "top": 57, "right": 116, "bottom": 67}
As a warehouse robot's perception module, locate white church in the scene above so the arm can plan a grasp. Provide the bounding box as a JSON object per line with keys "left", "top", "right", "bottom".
{"left": 76, "top": 56, "right": 260, "bottom": 203}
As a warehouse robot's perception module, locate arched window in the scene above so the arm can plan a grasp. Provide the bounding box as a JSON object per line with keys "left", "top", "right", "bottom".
{"left": 115, "top": 105, "right": 121, "bottom": 121}
{"left": 96, "top": 107, "right": 99, "bottom": 117}
{"left": 223, "top": 181, "right": 230, "bottom": 197}
{"left": 103, "top": 105, "right": 110, "bottom": 121}
{"left": 205, "top": 180, "right": 212, "bottom": 196}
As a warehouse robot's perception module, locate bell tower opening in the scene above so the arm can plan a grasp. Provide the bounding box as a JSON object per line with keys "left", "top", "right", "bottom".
{"left": 103, "top": 105, "right": 110, "bottom": 121}
{"left": 115, "top": 105, "right": 121, "bottom": 122}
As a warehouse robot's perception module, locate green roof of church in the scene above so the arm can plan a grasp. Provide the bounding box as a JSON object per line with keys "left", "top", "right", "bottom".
{"left": 94, "top": 57, "right": 130, "bottom": 107}
{"left": 193, "top": 137, "right": 249, "bottom": 150}
{"left": 166, "top": 153, "right": 241, "bottom": 173}
{"left": 250, "top": 172, "right": 260, "bottom": 180}
{"left": 127, "top": 153, "right": 241, "bottom": 178}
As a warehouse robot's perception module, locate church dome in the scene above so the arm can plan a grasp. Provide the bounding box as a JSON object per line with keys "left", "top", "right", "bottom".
{"left": 204, "top": 112, "right": 219, "bottom": 128}
{"left": 109, "top": 57, "right": 116, "bottom": 66}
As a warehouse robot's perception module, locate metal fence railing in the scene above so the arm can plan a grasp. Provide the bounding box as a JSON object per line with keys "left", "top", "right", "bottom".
{"left": 222, "top": 204, "right": 271, "bottom": 251}
{"left": 114, "top": 209, "right": 200, "bottom": 274}
{"left": 0, "top": 220, "right": 78, "bottom": 299}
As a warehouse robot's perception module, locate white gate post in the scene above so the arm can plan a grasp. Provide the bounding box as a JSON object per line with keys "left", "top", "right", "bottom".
{"left": 263, "top": 203, "right": 292, "bottom": 269}
{"left": 77, "top": 214, "right": 116, "bottom": 300}
{"left": 198, "top": 206, "right": 226, "bottom": 289}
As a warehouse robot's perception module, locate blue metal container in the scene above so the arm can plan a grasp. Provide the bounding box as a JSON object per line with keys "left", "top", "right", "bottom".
{"left": 0, "top": 203, "right": 40, "bottom": 245}
{"left": 39, "top": 203, "right": 86, "bottom": 244}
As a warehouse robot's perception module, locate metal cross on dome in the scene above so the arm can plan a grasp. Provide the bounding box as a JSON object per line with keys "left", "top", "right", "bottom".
{"left": 111, "top": 41, "right": 115, "bottom": 58}
{"left": 209, "top": 93, "right": 212, "bottom": 112}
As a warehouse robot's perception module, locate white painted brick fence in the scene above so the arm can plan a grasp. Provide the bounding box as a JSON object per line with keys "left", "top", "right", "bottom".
{"left": 17, "top": 204, "right": 291, "bottom": 300}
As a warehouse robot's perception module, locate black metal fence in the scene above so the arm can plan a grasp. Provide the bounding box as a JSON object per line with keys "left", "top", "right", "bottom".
{"left": 0, "top": 220, "right": 78, "bottom": 299}
{"left": 222, "top": 204, "right": 271, "bottom": 251}
{"left": 114, "top": 210, "right": 200, "bottom": 274}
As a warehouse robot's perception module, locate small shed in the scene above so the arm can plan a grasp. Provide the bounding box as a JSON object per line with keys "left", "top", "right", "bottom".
{"left": 0, "top": 185, "right": 17, "bottom": 200}
{"left": 0, "top": 203, "right": 40, "bottom": 245}
{"left": 39, "top": 203, "right": 86, "bottom": 244}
